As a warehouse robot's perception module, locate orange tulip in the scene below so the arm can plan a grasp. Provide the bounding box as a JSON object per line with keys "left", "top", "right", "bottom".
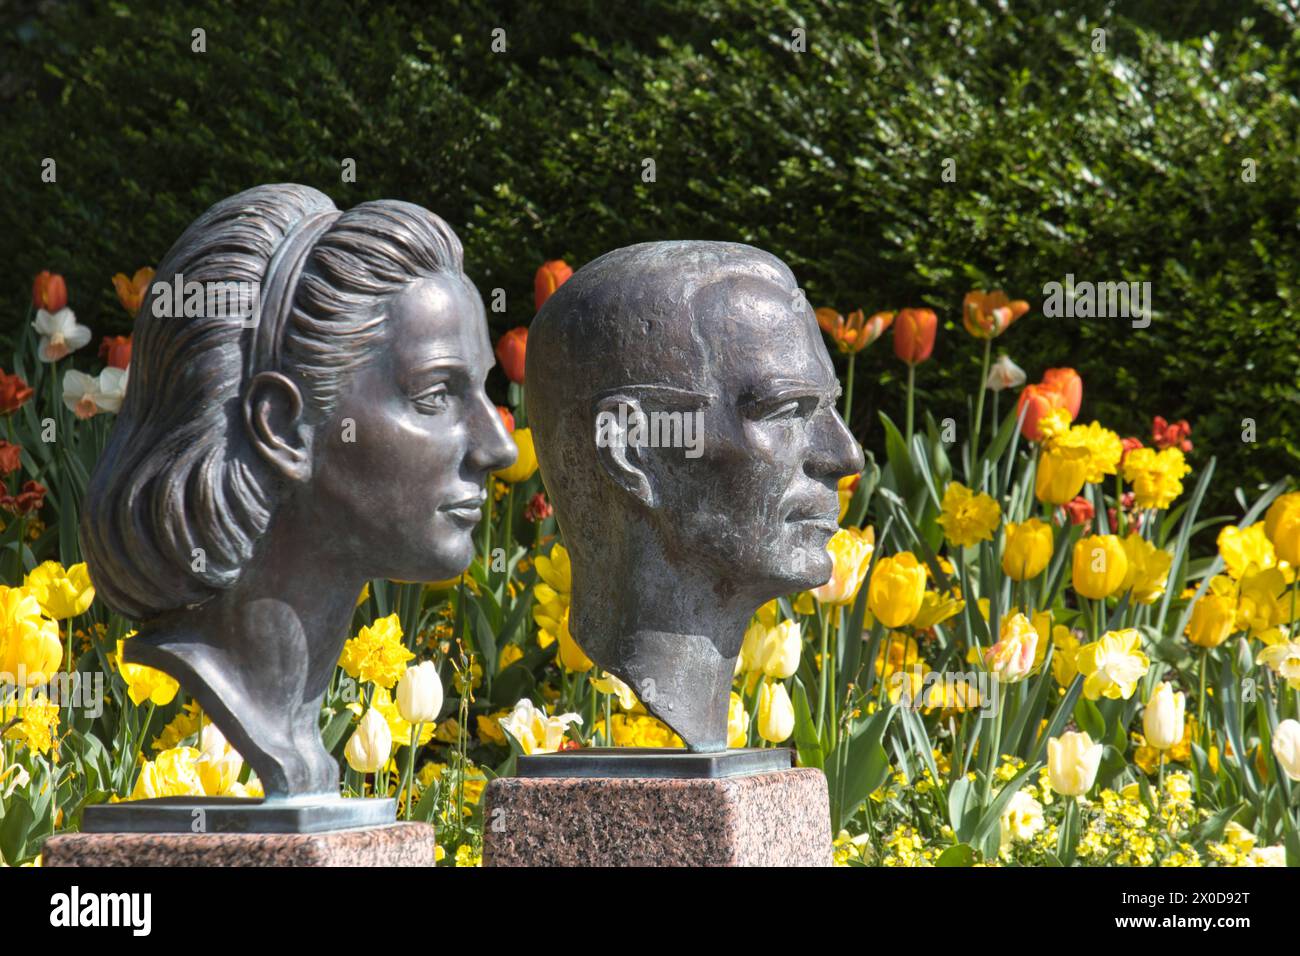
{"left": 99, "top": 335, "right": 132, "bottom": 370}
{"left": 893, "top": 308, "right": 937, "bottom": 365}
{"left": 0, "top": 370, "right": 34, "bottom": 415}
{"left": 534, "top": 260, "right": 573, "bottom": 311}
{"left": 497, "top": 405, "right": 515, "bottom": 432}
{"left": 496, "top": 326, "right": 528, "bottom": 384}
{"left": 112, "top": 267, "right": 155, "bottom": 316}
{"left": 816, "top": 308, "right": 894, "bottom": 355}
{"left": 962, "top": 290, "right": 1029, "bottom": 339}
{"left": 1040, "top": 368, "right": 1082, "bottom": 419}
{"left": 1017, "top": 384, "right": 1068, "bottom": 442}
{"left": 32, "top": 271, "right": 68, "bottom": 313}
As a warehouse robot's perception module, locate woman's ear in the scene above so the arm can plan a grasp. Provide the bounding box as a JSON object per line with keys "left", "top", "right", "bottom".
{"left": 243, "top": 371, "right": 313, "bottom": 481}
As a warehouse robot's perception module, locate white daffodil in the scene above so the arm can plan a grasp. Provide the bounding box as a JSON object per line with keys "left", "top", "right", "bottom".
{"left": 63, "top": 367, "right": 128, "bottom": 419}
{"left": 33, "top": 307, "right": 91, "bottom": 362}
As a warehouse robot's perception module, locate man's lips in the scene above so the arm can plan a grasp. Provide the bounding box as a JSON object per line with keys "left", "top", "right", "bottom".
{"left": 440, "top": 494, "right": 487, "bottom": 523}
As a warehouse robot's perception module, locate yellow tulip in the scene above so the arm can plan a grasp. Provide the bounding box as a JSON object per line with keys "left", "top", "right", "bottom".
{"left": 812, "top": 526, "right": 875, "bottom": 605}
{"left": 556, "top": 612, "right": 593, "bottom": 673}
{"left": 1142, "top": 682, "right": 1186, "bottom": 752}
{"left": 0, "top": 585, "right": 62, "bottom": 685}
{"left": 23, "top": 561, "right": 95, "bottom": 620}
{"left": 115, "top": 636, "right": 180, "bottom": 707}
{"left": 910, "top": 589, "right": 965, "bottom": 629}
{"left": 1072, "top": 534, "right": 1128, "bottom": 600}
{"left": 1035, "top": 444, "right": 1089, "bottom": 505}
{"left": 1050, "top": 626, "right": 1082, "bottom": 687}
{"left": 494, "top": 428, "right": 538, "bottom": 483}
{"left": 1186, "top": 577, "right": 1237, "bottom": 648}
{"left": 727, "top": 692, "right": 749, "bottom": 748}
{"left": 756, "top": 680, "right": 795, "bottom": 743}
{"left": 867, "top": 552, "right": 926, "bottom": 628}
{"left": 1047, "top": 730, "right": 1103, "bottom": 796}
{"left": 1263, "top": 492, "right": 1300, "bottom": 565}
{"left": 1001, "top": 518, "right": 1053, "bottom": 580}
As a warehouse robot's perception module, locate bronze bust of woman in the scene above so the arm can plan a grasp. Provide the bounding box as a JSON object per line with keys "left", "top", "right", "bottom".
{"left": 81, "top": 184, "right": 515, "bottom": 804}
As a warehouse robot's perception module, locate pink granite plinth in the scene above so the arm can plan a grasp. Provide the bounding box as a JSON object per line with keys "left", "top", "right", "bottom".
{"left": 483, "top": 767, "right": 830, "bottom": 867}
{"left": 42, "top": 822, "right": 435, "bottom": 867}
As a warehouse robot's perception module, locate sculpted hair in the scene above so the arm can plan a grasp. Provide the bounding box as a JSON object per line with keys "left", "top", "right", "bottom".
{"left": 81, "top": 184, "right": 464, "bottom": 620}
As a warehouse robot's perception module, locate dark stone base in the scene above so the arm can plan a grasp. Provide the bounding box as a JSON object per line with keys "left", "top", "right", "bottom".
{"left": 81, "top": 796, "right": 396, "bottom": 834}
{"left": 483, "top": 766, "right": 830, "bottom": 867}
{"left": 42, "top": 821, "right": 435, "bottom": 867}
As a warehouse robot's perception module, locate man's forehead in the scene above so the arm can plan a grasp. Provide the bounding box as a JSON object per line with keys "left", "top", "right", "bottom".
{"left": 691, "top": 275, "right": 832, "bottom": 386}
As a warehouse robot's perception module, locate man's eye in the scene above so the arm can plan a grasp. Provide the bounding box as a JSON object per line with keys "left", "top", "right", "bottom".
{"left": 758, "top": 397, "right": 815, "bottom": 422}
{"left": 413, "top": 385, "right": 450, "bottom": 412}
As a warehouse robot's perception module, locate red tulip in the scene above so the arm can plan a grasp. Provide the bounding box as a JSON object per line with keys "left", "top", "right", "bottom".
{"left": 99, "top": 335, "right": 132, "bottom": 370}
{"left": 0, "top": 440, "right": 21, "bottom": 476}
{"left": 0, "top": 370, "right": 34, "bottom": 415}
{"left": 32, "top": 271, "right": 68, "bottom": 313}
{"left": 1120, "top": 437, "right": 1144, "bottom": 462}
{"left": 0, "top": 480, "right": 46, "bottom": 515}
{"left": 1062, "top": 496, "right": 1094, "bottom": 527}
{"left": 893, "top": 308, "right": 937, "bottom": 365}
{"left": 1151, "top": 416, "right": 1192, "bottom": 452}
{"left": 1040, "top": 368, "right": 1082, "bottom": 420}
{"left": 534, "top": 260, "right": 573, "bottom": 311}
{"left": 496, "top": 326, "right": 528, "bottom": 384}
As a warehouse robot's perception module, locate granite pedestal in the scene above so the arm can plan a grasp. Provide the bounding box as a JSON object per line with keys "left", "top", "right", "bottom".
{"left": 42, "top": 821, "right": 436, "bottom": 867}
{"left": 483, "top": 756, "right": 831, "bottom": 867}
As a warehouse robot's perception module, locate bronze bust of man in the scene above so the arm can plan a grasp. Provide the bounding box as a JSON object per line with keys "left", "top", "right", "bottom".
{"left": 527, "top": 241, "right": 862, "bottom": 751}
{"left": 81, "top": 184, "right": 515, "bottom": 804}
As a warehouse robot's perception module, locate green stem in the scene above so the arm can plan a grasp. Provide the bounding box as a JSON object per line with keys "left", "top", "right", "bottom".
{"left": 402, "top": 723, "right": 420, "bottom": 820}
{"left": 844, "top": 353, "right": 856, "bottom": 427}
{"left": 904, "top": 362, "right": 915, "bottom": 446}
{"left": 815, "top": 608, "right": 831, "bottom": 741}
{"left": 971, "top": 338, "right": 992, "bottom": 465}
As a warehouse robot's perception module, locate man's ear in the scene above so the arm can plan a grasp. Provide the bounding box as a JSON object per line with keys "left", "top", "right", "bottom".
{"left": 592, "top": 394, "right": 656, "bottom": 509}
{"left": 243, "top": 371, "right": 313, "bottom": 482}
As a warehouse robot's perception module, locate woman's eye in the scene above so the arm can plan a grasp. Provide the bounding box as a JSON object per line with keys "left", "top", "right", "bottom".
{"left": 413, "top": 385, "right": 450, "bottom": 413}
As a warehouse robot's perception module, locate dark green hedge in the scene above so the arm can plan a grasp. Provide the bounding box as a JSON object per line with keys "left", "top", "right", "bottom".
{"left": 3, "top": 0, "right": 1298, "bottom": 509}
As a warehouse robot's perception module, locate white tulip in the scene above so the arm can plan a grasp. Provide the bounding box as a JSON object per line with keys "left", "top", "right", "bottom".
{"left": 396, "top": 660, "right": 443, "bottom": 724}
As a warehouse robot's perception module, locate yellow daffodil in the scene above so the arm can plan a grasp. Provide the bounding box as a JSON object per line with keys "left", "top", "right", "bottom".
{"left": 1217, "top": 522, "right": 1275, "bottom": 580}
{"left": 499, "top": 698, "right": 582, "bottom": 754}
{"left": 590, "top": 671, "right": 639, "bottom": 711}
{"left": 1236, "top": 566, "right": 1286, "bottom": 637}
{"left": 130, "top": 746, "right": 204, "bottom": 800}
{"left": 1256, "top": 636, "right": 1300, "bottom": 691}
{"left": 1051, "top": 626, "right": 1082, "bottom": 687}
{"left": 1119, "top": 533, "right": 1173, "bottom": 605}
{"left": 1, "top": 689, "right": 60, "bottom": 755}
{"left": 1075, "top": 628, "right": 1149, "bottom": 700}
{"left": 1122, "top": 447, "right": 1190, "bottom": 510}
{"left": 936, "top": 482, "right": 1001, "bottom": 548}
{"left": 339, "top": 613, "right": 414, "bottom": 689}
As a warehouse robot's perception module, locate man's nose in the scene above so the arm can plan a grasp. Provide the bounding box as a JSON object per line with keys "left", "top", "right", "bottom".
{"left": 806, "top": 406, "right": 865, "bottom": 480}
{"left": 467, "top": 393, "right": 517, "bottom": 475}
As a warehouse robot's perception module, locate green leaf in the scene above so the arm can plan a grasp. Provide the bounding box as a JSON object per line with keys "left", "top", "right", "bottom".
{"left": 936, "top": 843, "right": 976, "bottom": 866}
{"left": 791, "top": 677, "right": 824, "bottom": 771}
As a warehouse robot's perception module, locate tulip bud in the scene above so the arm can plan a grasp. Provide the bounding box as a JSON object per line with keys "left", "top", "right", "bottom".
{"left": 1187, "top": 590, "right": 1236, "bottom": 648}
{"left": 534, "top": 260, "right": 573, "bottom": 311}
{"left": 494, "top": 427, "right": 537, "bottom": 484}
{"left": 757, "top": 680, "right": 795, "bottom": 743}
{"left": 867, "top": 552, "right": 927, "bottom": 628}
{"left": 32, "top": 271, "right": 68, "bottom": 313}
{"left": 1272, "top": 719, "right": 1300, "bottom": 782}
{"left": 1072, "top": 534, "right": 1129, "bottom": 600}
{"left": 1142, "top": 681, "right": 1185, "bottom": 751}
{"left": 893, "top": 307, "right": 937, "bottom": 366}
{"left": 345, "top": 707, "right": 393, "bottom": 774}
{"left": 1040, "top": 368, "right": 1082, "bottom": 419}
{"left": 727, "top": 692, "right": 749, "bottom": 748}
{"left": 984, "top": 612, "right": 1039, "bottom": 683}
{"left": 396, "top": 660, "right": 444, "bottom": 724}
{"left": 1047, "top": 730, "right": 1102, "bottom": 796}
{"left": 495, "top": 326, "right": 528, "bottom": 384}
